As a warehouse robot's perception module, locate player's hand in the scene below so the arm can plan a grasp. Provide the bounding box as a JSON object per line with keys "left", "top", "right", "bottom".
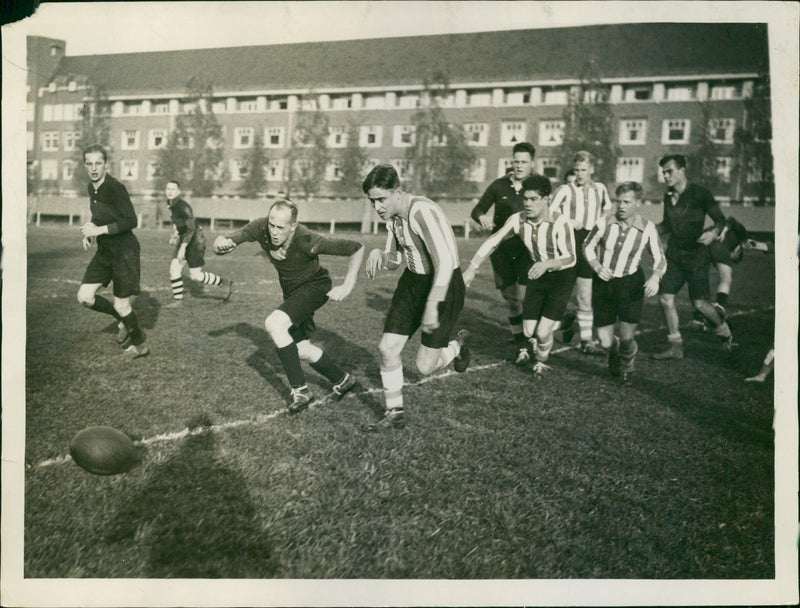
{"left": 644, "top": 275, "right": 660, "bottom": 297}
{"left": 168, "top": 232, "right": 179, "bottom": 246}
{"left": 365, "top": 248, "right": 383, "bottom": 279}
{"left": 421, "top": 301, "right": 440, "bottom": 333}
{"left": 595, "top": 265, "right": 613, "bottom": 281}
{"left": 462, "top": 265, "right": 476, "bottom": 288}
{"left": 744, "top": 375, "right": 766, "bottom": 383}
{"left": 213, "top": 236, "right": 236, "bottom": 255}
{"left": 527, "top": 261, "right": 549, "bottom": 281}
{"left": 82, "top": 236, "right": 94, "bottom": 251}
{"left": 745, "top": 239, "right": 767, "bottom": 252}
{"left": 80, "top": 222, "right": 103, "bottom": 238}
{"left": 327, "top": 283, "right": 353, "bottom": 301}
{"left": 477, "top": 213, "right": 494, "bottom": 232}
{"left": 696, "top": 229, "right": 717, "bottom": 246}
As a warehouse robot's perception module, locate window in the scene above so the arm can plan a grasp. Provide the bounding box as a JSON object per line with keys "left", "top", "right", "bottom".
{"left": 63, "top": 131, "right": 78, "bottom": 152}
{"left": 146, "top": 160, "right": 161, "bottom": 181}
{"left": 68, "top": 80, "right": 77, "bottom": 92}
{"left": 711, "top": 85, "right": 738, "bottom": 100}
{"left": 615, "top": 158, "right": 645, "bottom": 183}
{"left": 538, "top": 120, "right": 565, "bottom": 146}
{"left": 505, "top": 91, "right": 528, "bottom": 106}
{"left": 124, "top": 102, "right": 142, "bottom": 115}
{"left": 300, "top": 98, "right": 317, "bottom": 111}
{"left": 230, "top": 159, "right": 249, "bottom": 181}
{"left": 709, "top": 118, "right": 735, "bottom": 144}
{"left": 543, "top": 90, "right": 568, "bottom": 105}
{"left": 42, "top": 131, "right": 60, "bottom": 151}
{"left": 239, "top": 99, "right": 258, "bottom": 112}
{"left": 538, "top": 158, "right": 560, "bottom": 180}
{"left": 359, "top": 125, "right": 383, "bottom": 148}
{"left": 266, "top": 159, "right": 284, "bottom": 181}
{"left": 364, "top": 95, "right": 386, "bottom": 110}
{"left": 42, "top": 105, "right": 54, "bottom": 122}
{"left": 63, "top": 104, "right": 77, "bottom": 121}
{"left": 293, "top": 159, "right": 312, "bottom": 178}
{"left": 120, "top": 160, "right": 139, "bottom": 181}
{"left": 211, "top": 101, "right": 226, "bottom": 113}
{"left": 398, "top": 94, "right": 419, "bottom": 108}
{"left": 431, "top": 132, "right": 448, "bottom": 147}
{"left": 294, "top": 128, "right": 314, "bottom": 147}
{"left": 666, "top": 85, "right": 694, "bottom": 101}
{"left": 662, "top": 119, "right": 691, "bottom": 144}
{"left": 393, "top": 125, "right": 415, "bottom": 147}
{"left": 234, "top": 127, "right": 254, "bottom": 149}
{"left": 619, "top": 119, "right": 647, "bottom": 145}
{"left": 41, "top": 160, "right": 59, "bottom": 180}
{"left": 152, "top": 103, "right": 169, "bottom": 114}
{"left": 325, "top": 162, "right": 343, "bottom": 181}
{"left": 149, "top": 129, "right": 168, "bottom": 149}
{"left": 176, "top": 134, "right": 194, "bottom": 149}
{"left": 121, "top": 130, "right": 140, "bottom": 150}
{"left": 48, "top": 82, "right": 56, "bottom": 92}
{"left": 497, "top": 158, "right": 513, "bottom": 178}
{"left": 327, "top": 126, "right": 347, "bottom": 148}
{"left": 391, "top": 159, "right": 413, "bottom": 180}
{"left": 331, "top": 96, "right": 351, "bottom": 110}
{"left": 468, "top": 91, "right": 491, "bottom": 107}
{"left": 464, "top": 123, "right": 489, "bottom": 146}
{"left": 500, "top": 121, "right": 527, "bottom": 146}
{"left": 467, "top": 158, "right": 487, "bottom": 183}
{"left": 714, "top": 157, "right": 733, "bottom": 183}
{"left": 62, "top": 160, "right": 75, "bottom": 181}
{"left": 264, "top": 127, "right": 285, "bottom": 148}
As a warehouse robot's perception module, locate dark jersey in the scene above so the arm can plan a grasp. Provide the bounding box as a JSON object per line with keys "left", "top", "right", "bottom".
{"left": 228, "top": 220, "right": 361, "bottom": 296}
{"left": 659, "top": 183, "right": 725, "bottom": 254}
{"left": 168, "top": 198, "right": 200, "bottom": 246}
{"left": 471, "top": 173, "right": 527, "bottom": 231}
{"left": 87, "top": 175, "right": 137, "bottom": 242}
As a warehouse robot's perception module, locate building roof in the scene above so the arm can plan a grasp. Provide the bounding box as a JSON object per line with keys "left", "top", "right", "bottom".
{"left": 53, "top": 22, "right": 769, "bottom": 96}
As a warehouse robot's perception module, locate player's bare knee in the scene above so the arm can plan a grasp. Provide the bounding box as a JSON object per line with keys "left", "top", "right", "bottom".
{"left": 659, "top": 294, "right": 674, "bottom": 307}
{"left": 378, "top": 338, "right": 401, "bottom": 367}
{"left": 77, "top": 286, "right": 95, "bottom": 307}
{"left": 296, "top": 340, "right": 322, "bottom": 362}
{"left": 187, "top": 267, "right": 204, "bottom": 282}
{"left": 113, "top": 298, "right": 132, "bottom": 317}
{"left": 264, "top": 312, "right": 290, "bottom": 338}
{"left": 415, "top": 352, "right": 438, "bottom": 376}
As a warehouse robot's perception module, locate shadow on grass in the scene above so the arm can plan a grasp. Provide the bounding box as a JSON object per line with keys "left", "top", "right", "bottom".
{"left": 106, "top": 414, "right": 279, "bottom": 578}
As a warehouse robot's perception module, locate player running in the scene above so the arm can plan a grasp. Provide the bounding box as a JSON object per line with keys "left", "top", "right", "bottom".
{"left": 363, "top": 164, "right": 471, "bottom": 431}
{"left": 165, "top": 180, "right": 233, "bottom": 307}
{"left": 464, "top": 175, "right": 576, "bottom": 376}
{"left": 583, "top": 182, "right": 666, "bottom": 384}
{"left": 213, "top": 199, "right": 364, "bottom": 413}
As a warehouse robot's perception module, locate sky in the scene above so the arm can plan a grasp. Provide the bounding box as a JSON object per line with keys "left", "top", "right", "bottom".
{"left": 8, "top": 0, "right": 783, "bottom": 56}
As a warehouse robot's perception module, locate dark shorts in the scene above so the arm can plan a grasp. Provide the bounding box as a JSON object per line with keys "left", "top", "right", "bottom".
{"left": 81, "top": 232, "right": 141, "bottom": 298}
{"left": 522, "top": 266, "right": 577, "bottom": 322}
{"left": 174, "top": 230, "right": 206, "bottom": 268}
{"left": 592, "top": 268, "right": 645, "bottom": 326}
{"left": 660, "top": 247, "right": 710, "bottom": 301}
{"left": 490, "top": 237, "right": 531, "bottom": 289}
{"left": 278, "top": 276, "right": 331, "bottom": 343}
{"left": 384, "top": 268, "right": 465, "bottom": 349}
{"left": 574, "top": 228, "right": 594, "bottom": 279}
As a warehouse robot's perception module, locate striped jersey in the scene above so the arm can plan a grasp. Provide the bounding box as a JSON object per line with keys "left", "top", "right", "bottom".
{"left": 384, "top": 195, "right": 460, "bottom": 302}
{"left": 470, "top": 210, "right": 576, "bottom": 271}
{"left": 583, "top": 215, "right": 666, "bottom": 278}
{"left": 549, "top": 181, "right": 612, "bottom": 231}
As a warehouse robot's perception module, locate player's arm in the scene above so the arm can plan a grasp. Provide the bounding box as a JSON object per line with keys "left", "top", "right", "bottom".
{"left": 308, "top": 235, "right": 366, "bottom": 301}
{"left": 81, "top": 183, "right": 137, "bottom": 238}
{"left": 697, "top": 191, "right": 726, "bottom": 245}
{"left": 471, "top": 182, "right": 497, "bottom": 231}
{"left": 744, "top": 239, "right": 774, "bottom": 254}
{"left": 584, "top": 219, "right": 612, "bottom": 281}
{"left": 176, "top": 206, "right": 198, "bottom": 261}
{"left": 643, "top": 221, "right": 667, "bottom": 297}
{"left": 214, "top": 218, "right": 264, "bottom": 254}
{"left": 366, "top": 230, "right": 402, "bottom": 278}
{"left": 463, "top": 214, "right": 519, "bottom": 287}
{"left": 548, "top": 185, "right": 567, "bottom": 215}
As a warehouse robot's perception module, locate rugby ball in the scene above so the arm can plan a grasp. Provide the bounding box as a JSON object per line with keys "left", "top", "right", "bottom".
{"left": 69, "top": 426, "right": 140, "bottom": 475}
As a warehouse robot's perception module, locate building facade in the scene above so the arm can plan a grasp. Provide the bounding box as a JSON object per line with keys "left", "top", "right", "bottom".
{"left": 26, "top": 23, "right": 770, "bottom": 202}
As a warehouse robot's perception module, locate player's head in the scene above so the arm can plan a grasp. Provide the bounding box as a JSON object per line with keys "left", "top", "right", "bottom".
{"left": 267, "top": 199, "right": 298, "bottom": 247}
{"left": 572, "top": 151, "right": 595, "bottom": 185}
{"left": 564, "top": 169, "right": 577, "bottom": 184}
{"left": 614, "top": 181, "right": 643, "bottom": 221}
{"left": 363, "top": 164, "right": 403, "bottom": 220}
{"left": 659, "top": 154, "right": 687, "bottom": 188}
{"left": 521, "top": 174, "right": 552, "bottom": 219}
{"left": 82, "top": 144, "right": 108, "bottom": 183}
{"left": 511, "top": 142, "right": 536, "bottom": 180}
{"left": 165, "top": 180, "right": 181, "bottom": 201}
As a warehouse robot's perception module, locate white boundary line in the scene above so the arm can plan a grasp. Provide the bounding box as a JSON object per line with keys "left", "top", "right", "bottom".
{"left": 31, "top": 305, "right": 774, "bottom": 471}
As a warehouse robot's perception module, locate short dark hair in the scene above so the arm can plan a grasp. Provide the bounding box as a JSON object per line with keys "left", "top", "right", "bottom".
{"left": 362, "top": 164, "right": 400, "bottom": 194}
{"left": 521, "top": 174, "right": 552, "bottom": 197}
{"left": 615, "top": 181, "right": 643, "bottom": 199}
{"left": 83, "top": 144, "right": 107, "bottom": 162}
{"left": 269, "top": 198, "right": 298, "bottom": 223}
{"left": 166, "top": 179, "right": 181, "bottom": 189}
{"left": 659, "top": 154, "right": 687, "bottom": 169}
{"left": 511, "top": 142, "right": 536, "bottom": 159}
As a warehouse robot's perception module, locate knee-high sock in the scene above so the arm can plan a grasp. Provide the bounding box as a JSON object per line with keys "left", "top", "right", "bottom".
{"left": 536, "top": 334, "right": 554, "bottom": 363}
{"left": 309, "top": 352, "right": 346, "bottom": 384}
{"left": 276, "top": 343, "right": 306, "bottom": 389}
{"left": 509, "top": 314, "right": 525, "bottom": 344}
{"left": 619, "top": 338, "right": 638, "bottom": 372}
{"left": 120, "top": 311, "right": 144, "bottom": 345}
{"left": 89, "top": 295, "right": 122, "bottom": 320}
{"left": 171, "top": 278, "right": 184, "bottom": 300}
{"left": 379, "top": 362, "right": 404, "bottom": 412}
{"left": 201, "top": 271, "right": 222, "bottom": 286}
{"left": 576, "top": 309, "right": 593, "bottom": 342}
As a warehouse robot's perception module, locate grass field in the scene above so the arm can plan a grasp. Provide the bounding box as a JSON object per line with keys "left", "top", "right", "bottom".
{"left": 23, "top": 224, "right": 776, "bottom": 579}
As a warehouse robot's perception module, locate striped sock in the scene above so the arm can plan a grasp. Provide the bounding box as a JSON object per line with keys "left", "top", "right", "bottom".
{"left": 576, "top": 309, "right": 593, "bottom": 343}
{"left": 201, "top": 272, "right": 222, "bottom": 286}
{"left": 171, "top": 278, "right": 184, "bottom": 300}
{"left": 380, "top": 362, "right": 404, "bottom": 411}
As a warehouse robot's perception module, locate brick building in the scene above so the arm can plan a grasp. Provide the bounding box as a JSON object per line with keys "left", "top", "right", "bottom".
{"left": 26, "top": 22, "right": 770, "bottom": 202}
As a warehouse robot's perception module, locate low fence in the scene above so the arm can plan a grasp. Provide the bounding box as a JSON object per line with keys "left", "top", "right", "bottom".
{"left": 27, "top": 195, "right": 776, "bottom": 237}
